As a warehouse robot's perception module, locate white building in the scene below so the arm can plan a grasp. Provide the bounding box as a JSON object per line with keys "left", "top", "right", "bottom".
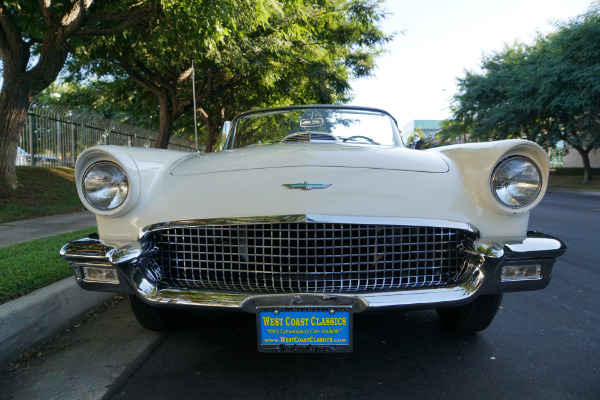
{"left": 562, "top": 146, "right": 600, "bottom": 168}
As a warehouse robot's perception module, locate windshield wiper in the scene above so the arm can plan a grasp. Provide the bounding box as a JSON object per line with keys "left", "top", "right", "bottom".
{"left": 340, "top": 136, "right": 380, "bottom": 145}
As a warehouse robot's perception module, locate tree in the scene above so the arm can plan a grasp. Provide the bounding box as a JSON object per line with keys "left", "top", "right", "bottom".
{"left": 438, "top": 44, "right": 548, "bottom": 147}
{"left": 0, "top": 0, "right": 153, "bottom": 191}
{"left": 537, "top": 7, "right": 600, "bottom": 182}
{"left": 440, "top": 2, "right": 600, "bottom": 182}
{"left": 64, "top": 0, "right": 391, "bottom": 152}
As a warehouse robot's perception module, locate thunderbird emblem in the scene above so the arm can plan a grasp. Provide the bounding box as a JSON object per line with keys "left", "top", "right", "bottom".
{"left": 283, "top": 182, "right": 332, "bottom": 190}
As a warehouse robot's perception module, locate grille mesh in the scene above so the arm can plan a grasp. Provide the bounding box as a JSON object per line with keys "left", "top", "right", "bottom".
{"left": 151, "top": 223, "right": 472, "bottom": 293}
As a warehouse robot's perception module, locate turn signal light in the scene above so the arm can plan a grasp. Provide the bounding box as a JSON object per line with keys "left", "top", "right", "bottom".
{"left": 501, "top": 264, "right": 542, "bottom": 282}
{"left": 82, "top": 267, "right": 119, "bottom": 284}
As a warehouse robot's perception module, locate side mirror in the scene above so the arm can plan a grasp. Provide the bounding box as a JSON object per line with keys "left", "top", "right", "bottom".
{"left": 219, "top": 121, "right": 231, "bottom": 151}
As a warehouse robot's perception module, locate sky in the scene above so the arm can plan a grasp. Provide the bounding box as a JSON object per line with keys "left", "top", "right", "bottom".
{"left": 350, "top": 0, "right": 595, "bottom": 129}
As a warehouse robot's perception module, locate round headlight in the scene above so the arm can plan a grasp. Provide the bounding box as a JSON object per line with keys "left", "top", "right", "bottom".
{"left": 491, "top": 156, "right": 542, "bottom": 208}
{"left": 83, "top": 162, "right": 129, "bottom": 211}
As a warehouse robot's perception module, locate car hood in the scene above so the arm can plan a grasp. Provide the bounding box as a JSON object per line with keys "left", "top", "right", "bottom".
{"left": 170, "top": 144, "right": 449, "bottom": 175}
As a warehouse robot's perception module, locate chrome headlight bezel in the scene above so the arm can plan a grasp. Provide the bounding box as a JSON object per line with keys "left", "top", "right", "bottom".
{"left": 74, "top": 148, "right": 145, "bottom": 218}
{"left": 82, "top": 161, "right": 130, "bottom": 211}
{"left": 490, "top": 156, "right": 542, "bottom": 209}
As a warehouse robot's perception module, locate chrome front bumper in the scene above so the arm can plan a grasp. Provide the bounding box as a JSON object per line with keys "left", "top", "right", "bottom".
{"left": 60, "top": 231, "right": 565, "bottom": 313}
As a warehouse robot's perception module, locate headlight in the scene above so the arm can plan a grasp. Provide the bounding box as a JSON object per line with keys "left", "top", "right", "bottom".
{"left": 83, "top": 162, "right": 129, "bottom": 211}
{"left": 491, "top": 156, "right": 542, "bottom": 208}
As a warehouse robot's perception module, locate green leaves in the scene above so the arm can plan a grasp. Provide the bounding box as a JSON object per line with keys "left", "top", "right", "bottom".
{"left": 59, "top": 0, "right": 391, "bottom": 152}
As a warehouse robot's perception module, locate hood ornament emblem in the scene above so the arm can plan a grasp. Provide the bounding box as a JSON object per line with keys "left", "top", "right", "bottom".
{"left": 283, "top": 182, "right": 332, "bottom": 190}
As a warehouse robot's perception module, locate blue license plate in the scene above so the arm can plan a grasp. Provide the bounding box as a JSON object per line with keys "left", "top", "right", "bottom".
{"left": 257, "top": 307, "right": 352, "bottom": 353}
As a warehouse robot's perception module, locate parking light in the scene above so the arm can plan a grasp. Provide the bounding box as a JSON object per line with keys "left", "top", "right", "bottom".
{"left": 82, "top": 266, "right": 120, "bottom": 284}
{"left": 501, "top": 264, "right": 542, "bottom": 282}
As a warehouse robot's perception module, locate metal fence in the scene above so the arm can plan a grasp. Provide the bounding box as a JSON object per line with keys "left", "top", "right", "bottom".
{"left": 17, "top": 101, "right": 195, "bottom": 166}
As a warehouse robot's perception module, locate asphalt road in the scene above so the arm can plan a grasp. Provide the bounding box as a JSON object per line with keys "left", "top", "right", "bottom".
{"left": 103, "top": 191, "right": 598, "bottom": 400}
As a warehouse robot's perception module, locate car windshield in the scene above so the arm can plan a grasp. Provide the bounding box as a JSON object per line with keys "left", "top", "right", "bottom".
{"left": 228, "top": 106, "right": 400, "bottom": 149}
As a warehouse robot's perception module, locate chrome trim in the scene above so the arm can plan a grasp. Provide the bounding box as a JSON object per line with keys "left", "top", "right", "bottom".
{"left": 504, "top": 231, "right": 566, "bottom": 259}
{"left": 60, "top": 236, "right": 114, "bottom": 264}
{"left": 233, "top": 105, "right": 399, "bottom": 126}
{"left": 139, "top": 214, "right": 478, "bottom": 239}
{"left": 474, "top": 240, "right": 505, "bottom": 258}
{"left": 132, "top": 265, "right": 485, "bottom": 313}
{"left": 60, "top": 230, "right": 565, "bottom": 311}
{"left": 111, "top": 244, "right": 143, "bottom": 265}
{"left": 505, "top": 237, "right": 564, "bottom": 253}
{"left": 225, "top": 105, "right": 404, "bottom": 149}
{"left": 149, "top": 222, "right": 472, "bottom": 293}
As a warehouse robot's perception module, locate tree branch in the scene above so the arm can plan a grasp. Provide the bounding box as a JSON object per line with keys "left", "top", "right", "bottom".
{"left": 61, "top": 0, "right": 93, "bottom": 37}
{"left": 176, "top": 67, "right": 193, "bottom": 84}
{"left": 37, "top": 0, "right": 55, "bottom": 26}
{"left": 115, "top": 55, "right": 161, "bottom": 96}
{"left": 82, "top": 6, "right": 147, "bottom": 26}
{"left": 132, "top": 59, "right": 174, "bottom": 92}
{"left": 197, "top": 106, "right": 209, "bottom": 122}
{"left": 177, "top": 71, "right": 212, "bottom": 114}
{"left": 76, "top": 9, "right": 149, "bottom": 36}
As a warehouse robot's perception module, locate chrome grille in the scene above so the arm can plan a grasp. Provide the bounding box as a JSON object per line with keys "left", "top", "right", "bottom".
{"left": 150, "top": 223, "right": 473, "bottom": 293}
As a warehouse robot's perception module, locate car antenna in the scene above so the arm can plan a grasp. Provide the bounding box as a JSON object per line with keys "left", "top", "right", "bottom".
{"left": 192, "top": 59, "right": 199, "bottom": 154}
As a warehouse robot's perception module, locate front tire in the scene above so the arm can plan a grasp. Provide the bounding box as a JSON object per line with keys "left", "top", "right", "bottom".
{"left": 127, "top": 294, "right": 179, "bottom": 332}
{"left": 436, "top": 294, "right": 503, "bottom": 334}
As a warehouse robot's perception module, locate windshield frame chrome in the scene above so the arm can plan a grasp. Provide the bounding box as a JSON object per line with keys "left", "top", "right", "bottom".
{"left": 224, "top": 105, "right": 404, "bottom": 150}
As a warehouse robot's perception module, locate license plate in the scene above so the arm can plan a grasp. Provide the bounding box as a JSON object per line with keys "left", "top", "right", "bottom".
{"left": 257, "top": 306, "right": 352, "bottom": 353}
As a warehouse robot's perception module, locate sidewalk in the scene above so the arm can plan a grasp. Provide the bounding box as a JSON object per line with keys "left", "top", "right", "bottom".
{"left": 1, "top": 300, "right": 163, "bottom": 400}
{"left": 0, "top": 210, "right": 97, "bottom": 248}
{"left": 1, "top": 212, "right": 164, "bottom": 400}
{"left": 0, "top": 211, "right": 114, "bottom": 365}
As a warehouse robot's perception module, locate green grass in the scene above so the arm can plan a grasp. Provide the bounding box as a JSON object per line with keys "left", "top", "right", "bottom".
{"left": 549, "top": 167, "right": 600, "bottom": 176}
{"left": 548, "top": 172, "right": 600, "bottom": 192}
{"left": 0, "top": 166, "right": 84, "bottom": 223}
{"left": 0, "top": 227, "right": 97, "bottom": 304}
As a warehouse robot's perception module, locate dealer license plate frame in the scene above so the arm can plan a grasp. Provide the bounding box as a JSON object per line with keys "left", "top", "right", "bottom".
{"left": 257, "top": 306, "right": 353, "bottom": 353}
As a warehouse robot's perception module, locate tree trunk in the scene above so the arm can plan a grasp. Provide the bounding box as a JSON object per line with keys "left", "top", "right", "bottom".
{"left": 0, "top": 81, "right": 31, "bottom": 191}
{"left": 205, "top": 124, "right": 220, "bottom": 153}
{"left": 574, "top": 146, "right": 593, "bottom": 183}
{"left": 0, "top": 2, "right": 150, "bottom": 190}
{"left": 199, "top": 105, "right": 227, "bottom": 153}
{"left": 0, "top": 10, "right": 70, "bottom": 190}
{"left": 155, "top": 93, "right": 174, "bottom": 149}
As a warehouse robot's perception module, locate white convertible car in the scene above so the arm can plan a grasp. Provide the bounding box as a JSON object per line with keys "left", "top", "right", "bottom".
{"left": 61, "top": 105, "right": 565, "bottom": 352}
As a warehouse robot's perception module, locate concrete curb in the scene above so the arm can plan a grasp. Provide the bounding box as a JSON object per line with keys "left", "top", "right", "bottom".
{"left": 0, "top": 277, "right": 113, "bottom": 365}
